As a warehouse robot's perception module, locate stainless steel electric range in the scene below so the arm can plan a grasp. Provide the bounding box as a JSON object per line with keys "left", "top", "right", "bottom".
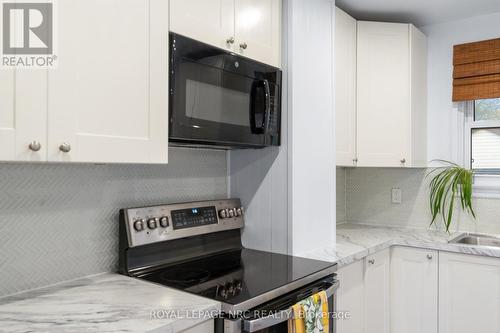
{"left": 119, "top": 199, "right": 338, "bottom": 333}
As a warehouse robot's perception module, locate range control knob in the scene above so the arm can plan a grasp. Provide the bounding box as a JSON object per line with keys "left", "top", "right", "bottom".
{"left": 228, "top": 209, "right": 235, "bottom": 218}
{"left": 159, "top": 216, "right": 169, "bottom": 228}
{"left": 219, "top": 209, "right": 228, "bottom": 219}
{"left": 147, "top": 218, "right": 158, "bottom": 229}
{"left": 133, "top": 220, "right": 145, "bottom": 232}
{"left": 236, "top": 208, "right": 242, "bottom": 216}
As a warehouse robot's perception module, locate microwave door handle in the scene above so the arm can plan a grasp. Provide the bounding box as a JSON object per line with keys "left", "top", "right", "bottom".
{"left": 242, "top": 280, "right": 340, "bottom": 332}
{"left": 262, "top": 79, "right": 271, "bottom": 134}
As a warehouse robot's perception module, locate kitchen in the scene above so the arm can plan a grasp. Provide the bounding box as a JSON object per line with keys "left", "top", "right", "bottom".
{"left": 0, "top": 0, "right": 499, "bottom": 333}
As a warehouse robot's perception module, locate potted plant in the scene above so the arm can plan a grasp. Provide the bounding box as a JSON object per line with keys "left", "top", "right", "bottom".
{"left": 427, "top": 160, "right": 476, "bottom": 232}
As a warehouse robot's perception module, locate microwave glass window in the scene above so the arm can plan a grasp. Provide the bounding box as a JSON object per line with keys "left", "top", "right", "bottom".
{"left": 185, "top": 79, "right": 250, "bottom": 127}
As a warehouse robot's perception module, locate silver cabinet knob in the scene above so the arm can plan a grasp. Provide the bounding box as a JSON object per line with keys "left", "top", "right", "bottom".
{"left": 427, "top": 254, "right": 433, "bottom": 260}
{"left": 59, "top": 143, "right": 71, "bottom": 153}
{"left": 353, "top": 157, "right": 358, "bottom": 163}
{"left": 368, "top": 259, "right": 375, "bottom": 265}
{"left": 226, "top": 37, "right": 235, "bottom": 45}
{"left": 239, "top": 42, "right": 248, "bottom": 50}
{"left": 29, "top": 141, "right": 42, "bottom": 152}
{"left": 401, "top": 158, "right": 406, "bottom": 164}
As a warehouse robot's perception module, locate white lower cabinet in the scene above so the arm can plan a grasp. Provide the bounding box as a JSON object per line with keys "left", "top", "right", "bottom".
{"left": 439, "top": 252, "right": 500, "bottom": 333}
{"left": 337, "top": 260, "right": 364, "bottom": 333}
{"left": 337, "top": 247, "right": 500, "bottom": 333}
{"left": 391, "top": 247, "right": 438, "bottom": 333}
{"left": 180, "top": 320, "right": 214, "bottom": 333}
{"left": 336, "top": 249, "right": 390, "bottom": 333}
{"left": 364, "top": 249, "right": 391, "bottom": 333}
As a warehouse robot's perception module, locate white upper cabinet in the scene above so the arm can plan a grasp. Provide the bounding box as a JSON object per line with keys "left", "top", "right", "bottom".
{"left": 356, "top": 22, "right": 427, "bottom": 167}
{"left": 439, "top": 252, "right": 500, "bottom": 333}
{"left": 234, "top": 0, "right": 281, "bottom": 67}
{"left": 335, "top": 8, "right": 357, "bottom": 166}
{"left": 0, "top": 70, "right": 47, "bottom": 162}
{"left": 0, "top": 70, "right": 16, "bottom": 160}
{"left": 47, "top": 0, "right": 169, "bottom": 164}
{"left": 169, "top": 0, "right": 235, "bottom": 51}
{"left": 170, "top": 0, "right": 281, "bottom": 67}
{"left": 391, "top": 247, "right": 438, "bottom": 333}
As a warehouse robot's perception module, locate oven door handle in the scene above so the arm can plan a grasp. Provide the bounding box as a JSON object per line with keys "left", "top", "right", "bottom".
{"left": 242, "top": 280, "right": 340, "bottom": 333}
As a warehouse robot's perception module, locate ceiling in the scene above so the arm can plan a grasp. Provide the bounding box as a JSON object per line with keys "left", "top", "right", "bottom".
{"left": 336, "top": 0, "right": 500, "bottom": 27}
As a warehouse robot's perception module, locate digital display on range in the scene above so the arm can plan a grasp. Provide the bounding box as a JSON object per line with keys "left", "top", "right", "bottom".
{"left": 171, "top": 206, "right": 218, "bottom": 230}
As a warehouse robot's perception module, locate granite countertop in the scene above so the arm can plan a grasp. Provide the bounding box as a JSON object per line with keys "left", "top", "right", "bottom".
{"left": 0, "top": 273, "right": 220, "bottom": 333}
{"left": 304, "top": 223, "right": 500, "bottom": 267}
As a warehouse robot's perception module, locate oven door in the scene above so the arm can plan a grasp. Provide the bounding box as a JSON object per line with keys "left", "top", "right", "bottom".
{"left": 169, "top": 34, "right": 281, "bottom": 148}
{"left": 221, "top": 278, "right": 339, "bottom": 333}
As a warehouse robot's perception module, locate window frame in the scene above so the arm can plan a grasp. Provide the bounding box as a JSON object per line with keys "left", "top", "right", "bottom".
{"left": 463, "top": 100, "right": 500, "bottom": 198}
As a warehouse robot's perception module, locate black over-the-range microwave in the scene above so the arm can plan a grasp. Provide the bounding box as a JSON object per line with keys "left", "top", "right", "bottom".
{"left": 169, "top": 33, "right": 282, "bottom": 149}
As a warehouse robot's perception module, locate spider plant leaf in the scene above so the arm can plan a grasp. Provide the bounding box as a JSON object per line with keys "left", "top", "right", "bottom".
{"left": 428, "top": 161, "right": 476, "bottom": 232}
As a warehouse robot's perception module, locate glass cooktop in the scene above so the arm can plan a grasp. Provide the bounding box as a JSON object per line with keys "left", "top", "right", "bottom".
{"left": 139, "top": 248, "right": 336, "bottom": 306}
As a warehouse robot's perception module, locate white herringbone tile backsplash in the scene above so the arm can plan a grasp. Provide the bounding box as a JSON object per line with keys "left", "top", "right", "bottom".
{"left": 345, "top": 168, "right": 500, "bottom": 235}
{"left": 0, "top": 148, "right": 227, "bottom": 297}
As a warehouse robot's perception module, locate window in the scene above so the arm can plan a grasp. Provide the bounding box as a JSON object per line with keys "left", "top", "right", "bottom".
{"left": 463, "top": 98, "right": 500, "bottom": 197}
{"left": 469, "top": 98, "right": 500, "bottom": 173}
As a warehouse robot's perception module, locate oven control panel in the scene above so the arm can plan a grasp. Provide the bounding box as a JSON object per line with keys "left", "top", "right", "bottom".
{"left": 123, "top": 199, "right": 244, "bottom": 248}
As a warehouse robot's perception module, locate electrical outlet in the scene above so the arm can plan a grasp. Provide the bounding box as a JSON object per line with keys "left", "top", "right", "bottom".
{"left": 392, "top": 188, "right": 402, "bottom": 204}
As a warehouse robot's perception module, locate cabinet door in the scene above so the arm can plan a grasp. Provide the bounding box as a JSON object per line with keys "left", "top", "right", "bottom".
{"left": 335, "top": 8, "right": 357, "bottom": 166}
{"left": 439, "top": 252, "right": 500, "bottom": 333}
{"left": 0, "top": 70, "right": 16, "bottom": 160}
{"left": 47, "top": 0, "right": 169, "bottom": 163}
{"left": 391, "top": 247, "right": 438, "bottom": 333}
{"left": 337, "top": 260, "right": 364, "bottom": 333}
{"left": 357, "top": 22, "right": 410, "bottom": 167}
{"left": 234, "top": 0, "right": 281, "bottom": 67}
{"left": 170, "top": 0, "right": 235, "bottom": 52}
{"left": 364, "top": 249, "right": 390, "bottom": 333}
{"left": 0, "top": 70, "right": 47, "bottom": 161}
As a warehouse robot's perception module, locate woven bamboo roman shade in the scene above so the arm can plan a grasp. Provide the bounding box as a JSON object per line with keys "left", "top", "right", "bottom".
{"left": 453, "top": 38, "right": 500, "bottom": 101}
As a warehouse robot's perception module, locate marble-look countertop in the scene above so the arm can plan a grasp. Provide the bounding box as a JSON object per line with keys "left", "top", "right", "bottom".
{"left": 305, "top": 224, "right": 500, "bottom": 267}
{"left": 0, "top": 273, "right": 220, "bottom": 333}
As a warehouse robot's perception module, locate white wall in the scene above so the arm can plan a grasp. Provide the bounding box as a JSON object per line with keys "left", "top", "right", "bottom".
{"left": 421, "top": 12, "right": 500, "bottom": 163}
{"left": 231, "top": 0, "right": 337, "bottom": 256}
{"left": 288, "top": 0, "right": 336, "bottom": 255}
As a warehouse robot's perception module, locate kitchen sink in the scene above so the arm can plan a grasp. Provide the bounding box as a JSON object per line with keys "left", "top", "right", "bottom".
{"left": 449, "top": 233, "right": 500, "bottom": 249}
